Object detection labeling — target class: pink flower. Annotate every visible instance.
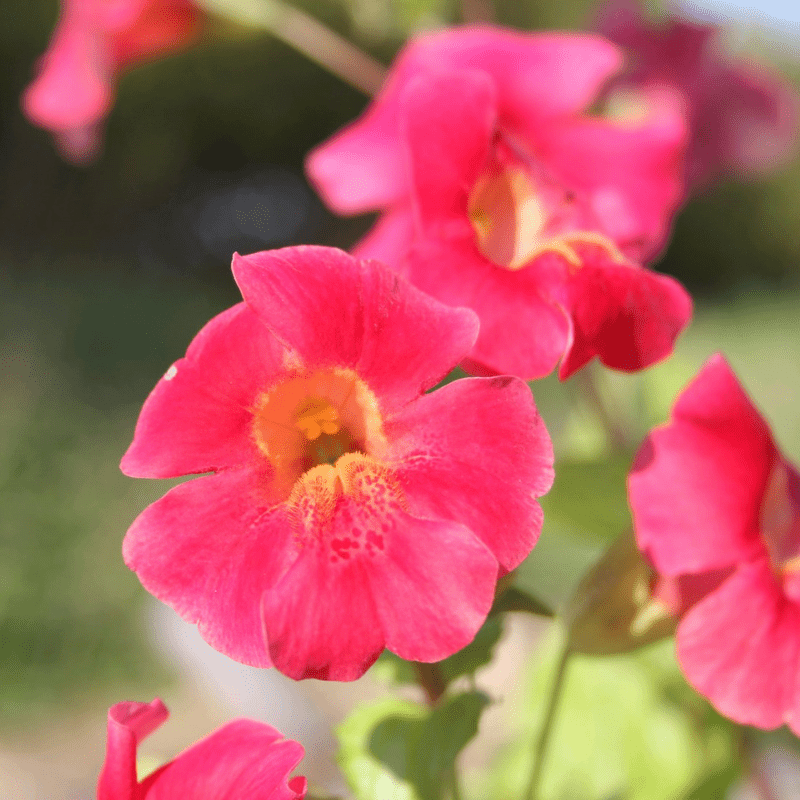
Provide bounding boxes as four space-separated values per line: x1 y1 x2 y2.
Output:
121 246 553 680
97 698 306 799
307 26 691 380
23 0 201 163
629 354 800 732
596 0 799 189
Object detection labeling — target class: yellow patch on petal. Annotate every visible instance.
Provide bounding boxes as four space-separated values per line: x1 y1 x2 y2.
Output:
468 164 625 272
760 460 800 575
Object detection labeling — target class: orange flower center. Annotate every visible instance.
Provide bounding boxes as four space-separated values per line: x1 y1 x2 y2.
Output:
251 368 388 501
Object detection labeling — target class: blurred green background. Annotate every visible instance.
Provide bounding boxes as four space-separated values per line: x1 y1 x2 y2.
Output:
1 0 800 798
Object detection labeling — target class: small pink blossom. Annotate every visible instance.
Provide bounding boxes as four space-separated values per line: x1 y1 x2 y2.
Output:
629 354 800 732
596 0 799 189
121 246 553 680
97 698 306 799
23 0 201 163
307 26 691 380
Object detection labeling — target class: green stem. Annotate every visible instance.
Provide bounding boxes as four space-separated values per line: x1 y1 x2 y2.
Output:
450 763 463 800
524 636 572 800
413 660 447 706
196 0 387 95
576 367 629 453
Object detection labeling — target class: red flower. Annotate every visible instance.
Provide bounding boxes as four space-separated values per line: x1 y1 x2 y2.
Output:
629 354 800 732
596 0 799 189
23 0 201 163
307 26 691 380
97 698 306 799
121 246 553 680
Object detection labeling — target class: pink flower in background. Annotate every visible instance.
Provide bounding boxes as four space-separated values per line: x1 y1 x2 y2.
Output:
121 246 553 680
596 0 799 189
23 0 201 163
629 354 800 732
307 26 691 380
97 698 306 799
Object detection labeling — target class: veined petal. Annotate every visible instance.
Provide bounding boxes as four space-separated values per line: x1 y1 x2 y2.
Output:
630 354 774 575
368 513 497 662
98 699 169 800
388 376 553 572
261 550 384 682
123 469 299 667
233 246 479 412
677 559 800 730
121 303 283 478
141 720 305 800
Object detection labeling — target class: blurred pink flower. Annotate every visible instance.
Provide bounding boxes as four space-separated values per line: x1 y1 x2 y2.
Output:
121 246 553 680
307 26 691 380
629 354 800 732
97 698 306 799
596 0 799 189
23 0 201 163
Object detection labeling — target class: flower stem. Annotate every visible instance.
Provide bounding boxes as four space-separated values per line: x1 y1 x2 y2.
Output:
196 0 387 95
413 660 447 706
576 367 630 453
524 636 572 800
450 763 463 800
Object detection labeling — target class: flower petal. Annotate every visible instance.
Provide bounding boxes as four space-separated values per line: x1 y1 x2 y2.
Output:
22 1 113 132
388 376 553 572
98 699 169 800
261 552 385 681
123 469 300 667
629 354 774 575
367 513 497 662
121 303 283 479
402 70 497 224
142 720 305 800
535 108 687 261
351 204 415 268
677 559 800 730
405 238 568 379
306 27 622 215
556 250 692 379
233 246 479 411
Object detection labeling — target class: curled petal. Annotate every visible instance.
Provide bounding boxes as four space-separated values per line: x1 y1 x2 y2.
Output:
630 354 774 575
98 699 169 800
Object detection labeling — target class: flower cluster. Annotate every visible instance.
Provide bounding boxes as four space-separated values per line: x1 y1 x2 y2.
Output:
307 26 693 379
19 1 800 793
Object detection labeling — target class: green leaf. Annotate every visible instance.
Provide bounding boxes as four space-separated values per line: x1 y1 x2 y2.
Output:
368 692 490 800
371 614 504 688
483 633 734 800
439 615 503 683
337 697 424 800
